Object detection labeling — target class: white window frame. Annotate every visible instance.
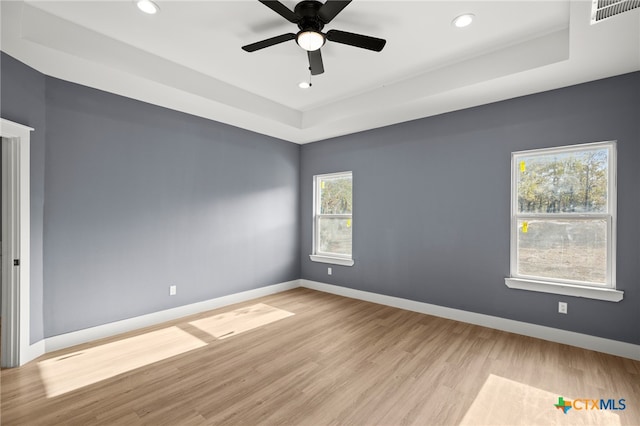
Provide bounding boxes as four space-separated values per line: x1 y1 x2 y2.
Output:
505 141 623 302
310 171 354 267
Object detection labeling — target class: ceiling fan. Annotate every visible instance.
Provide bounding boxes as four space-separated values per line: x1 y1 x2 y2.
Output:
242 0 386 76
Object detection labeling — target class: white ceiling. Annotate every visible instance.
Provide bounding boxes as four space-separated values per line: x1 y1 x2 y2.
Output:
1 1 639 143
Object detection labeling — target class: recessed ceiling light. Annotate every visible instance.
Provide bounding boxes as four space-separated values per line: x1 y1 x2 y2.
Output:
136 0 159 15
452 13 474 28
298 81 311 89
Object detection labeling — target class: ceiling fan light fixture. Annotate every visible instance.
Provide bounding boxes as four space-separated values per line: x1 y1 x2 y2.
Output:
452 13 474 28
136 0 159 15
296 30 325 51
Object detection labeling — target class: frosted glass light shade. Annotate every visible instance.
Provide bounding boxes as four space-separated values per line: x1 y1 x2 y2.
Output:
297 31 325 51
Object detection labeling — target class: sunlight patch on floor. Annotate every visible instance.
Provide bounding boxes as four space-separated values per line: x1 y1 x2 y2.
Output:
189 303 294 339
38 326 207 398
460 374 621 426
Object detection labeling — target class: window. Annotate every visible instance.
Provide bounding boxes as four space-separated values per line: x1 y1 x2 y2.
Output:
310 171 354 266
505 141 623 301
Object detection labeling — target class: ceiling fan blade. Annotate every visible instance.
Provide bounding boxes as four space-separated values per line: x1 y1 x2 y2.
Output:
258 0 300 23
318 0 352 24
308 49 324 75
242 33 296 52
326 29 386 52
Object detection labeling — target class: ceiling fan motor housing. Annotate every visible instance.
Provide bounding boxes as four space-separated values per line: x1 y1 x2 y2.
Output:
295 0 326 32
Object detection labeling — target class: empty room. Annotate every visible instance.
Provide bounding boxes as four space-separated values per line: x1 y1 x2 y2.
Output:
1 0 639 425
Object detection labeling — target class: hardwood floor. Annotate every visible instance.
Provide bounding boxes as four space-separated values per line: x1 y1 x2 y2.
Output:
1 288 639 425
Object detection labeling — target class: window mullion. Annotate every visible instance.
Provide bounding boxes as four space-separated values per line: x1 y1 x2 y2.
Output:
515 214 610 220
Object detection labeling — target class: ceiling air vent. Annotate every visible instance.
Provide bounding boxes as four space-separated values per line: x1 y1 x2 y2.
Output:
591 0 640 23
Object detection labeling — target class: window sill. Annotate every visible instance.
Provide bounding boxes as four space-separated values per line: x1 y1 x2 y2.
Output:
505 277 623 302
309 255 354 267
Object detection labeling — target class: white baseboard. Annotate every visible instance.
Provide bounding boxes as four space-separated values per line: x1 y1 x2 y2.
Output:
44 280 300 353
300 279 640 361
34 278 640 361
23 340 45 366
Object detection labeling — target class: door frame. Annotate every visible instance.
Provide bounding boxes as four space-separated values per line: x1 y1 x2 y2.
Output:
1 118 32 368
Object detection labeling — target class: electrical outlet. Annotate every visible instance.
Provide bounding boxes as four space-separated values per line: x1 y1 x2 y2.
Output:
328 267 332 275
558 301 568 314
169 285 177 296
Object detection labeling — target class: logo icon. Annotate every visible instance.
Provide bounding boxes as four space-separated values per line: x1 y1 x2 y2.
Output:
555 397 572 414
554 396 626 414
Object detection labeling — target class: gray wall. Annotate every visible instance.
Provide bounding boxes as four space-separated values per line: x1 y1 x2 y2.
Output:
1 52 46 343
43 79 300 337
301 72 640 345
2 52 300 339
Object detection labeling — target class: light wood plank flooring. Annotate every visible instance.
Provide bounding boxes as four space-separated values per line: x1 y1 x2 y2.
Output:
2 288 639 425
